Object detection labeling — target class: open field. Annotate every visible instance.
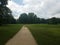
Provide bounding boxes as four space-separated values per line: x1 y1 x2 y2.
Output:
26 24 60 45
5 26 38 45
0 24 23 45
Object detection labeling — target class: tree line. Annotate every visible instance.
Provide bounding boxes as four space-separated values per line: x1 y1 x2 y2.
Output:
0 0 60 26
17 13 60 24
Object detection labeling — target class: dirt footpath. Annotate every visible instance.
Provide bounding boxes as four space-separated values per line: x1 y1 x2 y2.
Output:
5 26 38 45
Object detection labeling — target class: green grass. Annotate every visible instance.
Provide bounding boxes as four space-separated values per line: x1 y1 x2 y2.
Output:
0 24 23 45
26 24 60 45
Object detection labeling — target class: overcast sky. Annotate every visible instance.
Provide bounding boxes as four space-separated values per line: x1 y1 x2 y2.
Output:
7 0 60 19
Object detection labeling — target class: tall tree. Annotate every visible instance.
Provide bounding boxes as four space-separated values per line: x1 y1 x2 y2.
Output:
18 13 28 24
0 0 16 25
0 0 8 25
0 0 8 6
28 13 36 23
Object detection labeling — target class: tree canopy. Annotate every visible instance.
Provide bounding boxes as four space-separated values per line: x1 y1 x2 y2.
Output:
17 13 60 24
0 0 8 6
0 0 16 26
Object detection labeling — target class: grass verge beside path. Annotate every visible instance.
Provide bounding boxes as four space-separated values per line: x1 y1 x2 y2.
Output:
0 24 23 45
26 24 60 45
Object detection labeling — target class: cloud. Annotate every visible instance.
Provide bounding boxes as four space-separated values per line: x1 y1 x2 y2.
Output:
7 0 60 19
7 1 23 19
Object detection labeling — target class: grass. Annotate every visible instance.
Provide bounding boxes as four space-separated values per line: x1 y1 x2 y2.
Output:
26 24 60 45
0 24 23 45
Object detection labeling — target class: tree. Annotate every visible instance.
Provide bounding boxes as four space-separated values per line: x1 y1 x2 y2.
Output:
17 13 28 24
27 13 39 24
0 0 16 25
0 7 3 25
2 7 16 24
47 17 58 24
0 0 8 6
46 17 60 24
18 13 41 24
0 0 8 25
40 18 47 24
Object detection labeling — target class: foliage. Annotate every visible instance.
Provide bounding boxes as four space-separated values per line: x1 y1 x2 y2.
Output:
18 13 60 24
0 0 8 6
17 13 28 24
47 17 60 24
17 13 40 24
0 0 16 26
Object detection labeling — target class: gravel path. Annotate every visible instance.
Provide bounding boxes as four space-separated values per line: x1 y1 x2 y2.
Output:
5 26 38 45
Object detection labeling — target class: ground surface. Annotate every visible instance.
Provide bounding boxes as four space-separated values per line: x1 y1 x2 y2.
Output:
27 24 60 45
5 26 38 45
0 24 23 45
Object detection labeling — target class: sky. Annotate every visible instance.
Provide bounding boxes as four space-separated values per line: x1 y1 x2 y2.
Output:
7 0 60 19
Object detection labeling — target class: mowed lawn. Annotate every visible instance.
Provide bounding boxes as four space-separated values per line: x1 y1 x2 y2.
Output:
0 24 23 45
27 24 60 45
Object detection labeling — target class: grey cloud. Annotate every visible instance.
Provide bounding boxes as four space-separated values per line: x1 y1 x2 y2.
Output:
52 10 60 15
8 0 60 19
